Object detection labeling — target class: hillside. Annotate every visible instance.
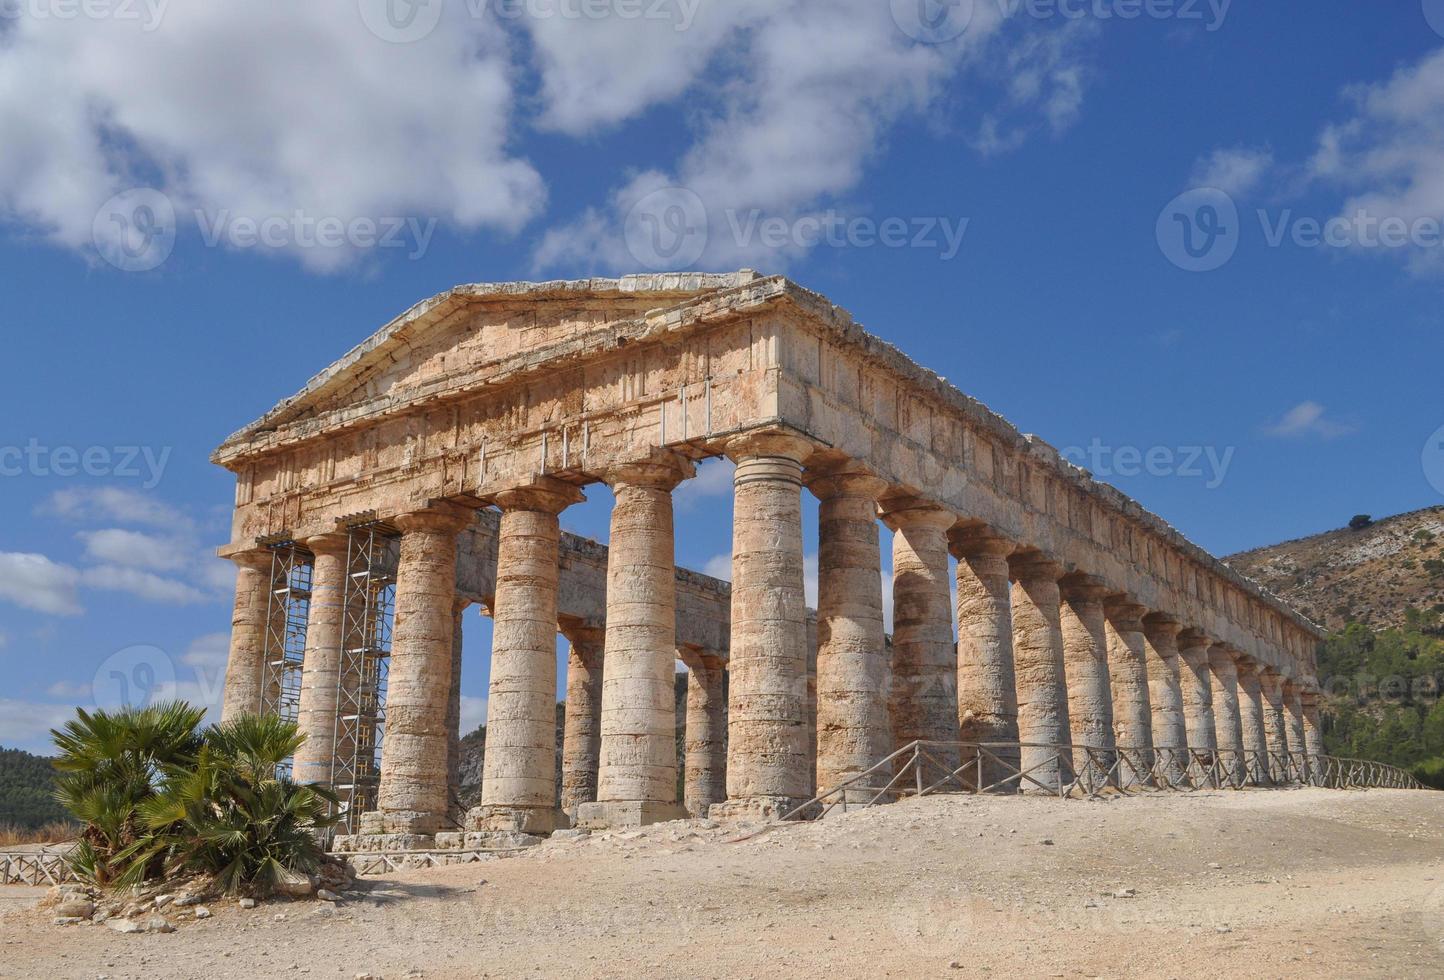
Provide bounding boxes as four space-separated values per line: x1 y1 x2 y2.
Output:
0 745 70 830
1226 506 1444 631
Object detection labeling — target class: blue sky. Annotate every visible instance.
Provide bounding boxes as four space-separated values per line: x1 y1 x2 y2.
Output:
2 0 1443 754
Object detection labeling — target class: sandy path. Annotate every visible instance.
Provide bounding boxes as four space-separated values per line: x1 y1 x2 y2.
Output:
3 787 1441 979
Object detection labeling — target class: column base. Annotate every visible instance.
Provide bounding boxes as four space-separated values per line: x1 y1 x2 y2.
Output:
332 832 436 852
357 810 448 836
575 800 688 830
708 796 813 823
465 804 561 836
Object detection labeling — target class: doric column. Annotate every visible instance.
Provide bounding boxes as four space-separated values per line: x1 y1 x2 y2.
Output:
1208 645 1245 786
1008 553 1072 793
374 503 473 836
882 499 960 773
806 466 891 801
1104 600 1153 787
473 478 583 835
1235 658 1271 786
683 653 727 817
292 533 351 788
221 548 278 721
1283 681 1308 783
1142 615 1187 783
1258 668 1289 783
580 454 695 829
1301 691 1325 785
1176 631 1217 753
560 627 605 818
447 599 467 822
1059 576 1116 787
952 528 1020 787
711 431 814 821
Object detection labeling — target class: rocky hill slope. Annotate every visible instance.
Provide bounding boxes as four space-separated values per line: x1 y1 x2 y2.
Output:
1226 507 1444 631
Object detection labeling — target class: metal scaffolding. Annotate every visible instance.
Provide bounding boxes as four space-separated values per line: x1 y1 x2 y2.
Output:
330 521 399 833
258 542 312 724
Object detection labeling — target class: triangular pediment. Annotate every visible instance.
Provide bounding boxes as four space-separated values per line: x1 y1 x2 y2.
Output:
213 272 766 462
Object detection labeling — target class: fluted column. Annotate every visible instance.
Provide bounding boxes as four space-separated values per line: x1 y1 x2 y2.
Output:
1235 658 1270 786
1301 691 1325 785
1142 615 1187 783
953 529 1020 788
1008 554 1072 793
712 431 814 821
807 466 890 801
1284 682 1308 783
1059 576 1115 788
883 500 960 773
221 548 278 721
292 533 351 788
473 478 583 835
1208 646 1245 786
446 599 467 822
1259 669 1290 784
560 627 605 818
684 654 727 817
581 455 695 829
374 503 473 836
1104 600 1153 787
1177 631 1217 755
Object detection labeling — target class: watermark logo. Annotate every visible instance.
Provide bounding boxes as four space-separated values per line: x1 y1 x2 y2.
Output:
195 209 437 260
1425 0 1444 39
1424 424 1444 498
0 0 168 30
92 188 176 273
1157 187 1238 273
624 186 708 271
358 0 444 43
1060 440 1235 489
891 0 974 44
92 645 176 710
0 440 171 487
727 210 969 261
492 0 700 31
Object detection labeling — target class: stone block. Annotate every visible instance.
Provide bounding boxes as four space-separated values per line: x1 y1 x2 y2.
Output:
575 800 688 830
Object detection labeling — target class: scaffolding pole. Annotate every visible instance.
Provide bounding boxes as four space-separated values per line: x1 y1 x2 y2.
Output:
330 521 399 834
257 541 312 780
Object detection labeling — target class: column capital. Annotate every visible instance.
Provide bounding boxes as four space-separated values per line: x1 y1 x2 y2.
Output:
300 532 350 557
1058 573 1109 603
877 495 955 533
1233 653 1261 677
1208 644 1239 670
1142 612 1182 641
392 501 476 535
601 450 696 491
723 428 817 465
804 460 888 502
227 546 275 572
491 476 585 515
949 525 1015 560
1177 629 1213 656
1103 598 1148 629
1008 551 1063 584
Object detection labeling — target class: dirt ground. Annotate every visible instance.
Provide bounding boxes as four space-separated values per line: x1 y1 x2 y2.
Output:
3 787 1441 979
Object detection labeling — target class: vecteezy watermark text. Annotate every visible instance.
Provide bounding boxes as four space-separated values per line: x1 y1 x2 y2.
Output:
357 0 699 43
1060 439 1235 489
0 440 171 488
891 0 1231 44
726 210 969 261
195 209 438 260
0 0 168 30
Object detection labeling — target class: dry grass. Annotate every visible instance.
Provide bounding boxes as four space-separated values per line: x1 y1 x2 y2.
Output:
0 821 79 847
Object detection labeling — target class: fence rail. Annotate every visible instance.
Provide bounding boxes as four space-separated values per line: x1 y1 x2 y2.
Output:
782 741 1427 821
0 851 78 886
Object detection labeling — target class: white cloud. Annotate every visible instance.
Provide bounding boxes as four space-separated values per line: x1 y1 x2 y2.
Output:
79 565 209 604
0 698 76 755
676 457 735 511
46 680 90 700
1262 401 1359 440
1190 146 1274 197
0 2 543 272
181 632 230 670
701 550 818 608
1306 47 1444 275
0 552 83 615
534 9 1094 272
77 528 189 571
40 487 189 530
460 695 488 736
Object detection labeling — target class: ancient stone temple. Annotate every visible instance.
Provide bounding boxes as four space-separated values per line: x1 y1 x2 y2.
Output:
213 272 1327 846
